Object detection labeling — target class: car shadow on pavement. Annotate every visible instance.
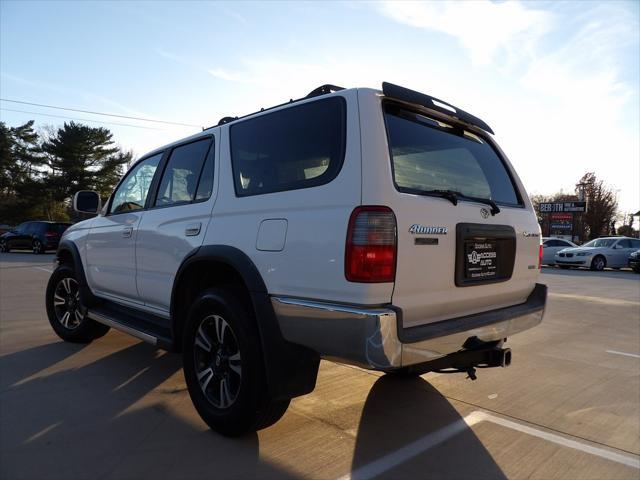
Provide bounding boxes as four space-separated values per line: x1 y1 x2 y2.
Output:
351 375 506 479
0 341 86 391
0 340 298 480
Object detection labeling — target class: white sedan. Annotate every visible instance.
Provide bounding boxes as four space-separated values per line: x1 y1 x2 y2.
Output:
541 237 577 265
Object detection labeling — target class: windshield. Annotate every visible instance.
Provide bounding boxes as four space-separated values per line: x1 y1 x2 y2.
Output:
383 103 521 205
582 239 616 248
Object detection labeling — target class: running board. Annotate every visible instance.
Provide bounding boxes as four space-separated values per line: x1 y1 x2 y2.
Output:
87 298 174 350
88 310 158 345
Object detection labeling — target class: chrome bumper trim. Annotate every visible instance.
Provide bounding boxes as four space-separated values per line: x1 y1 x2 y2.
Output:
272 284 546 370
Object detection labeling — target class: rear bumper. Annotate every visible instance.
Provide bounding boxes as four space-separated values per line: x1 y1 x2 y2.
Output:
272 283 547 370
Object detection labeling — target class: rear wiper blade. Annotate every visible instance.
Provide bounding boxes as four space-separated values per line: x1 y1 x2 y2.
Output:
420 189 501 215
421 189 459 206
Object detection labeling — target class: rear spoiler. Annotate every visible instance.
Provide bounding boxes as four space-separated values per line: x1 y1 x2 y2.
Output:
382 82 494 135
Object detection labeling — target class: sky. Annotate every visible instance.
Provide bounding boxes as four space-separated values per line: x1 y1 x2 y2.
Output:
1 0 639 213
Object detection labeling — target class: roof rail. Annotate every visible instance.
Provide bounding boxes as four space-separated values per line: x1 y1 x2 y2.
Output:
306 84 345 98
382 82 494 135
217 116 238 126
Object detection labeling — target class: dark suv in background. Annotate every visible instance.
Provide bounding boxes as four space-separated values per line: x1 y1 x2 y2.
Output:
0 221 71 254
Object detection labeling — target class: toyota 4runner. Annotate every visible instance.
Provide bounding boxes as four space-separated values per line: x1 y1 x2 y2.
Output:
46 83 547 436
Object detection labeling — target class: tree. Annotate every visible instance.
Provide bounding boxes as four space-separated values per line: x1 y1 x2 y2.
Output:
42 122 132 203
0 121 48 224
578 172 618 239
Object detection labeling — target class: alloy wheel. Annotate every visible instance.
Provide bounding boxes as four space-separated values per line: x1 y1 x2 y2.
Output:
0 241 6 253
193 314 242 409
53 277 84 330
33 240 42 254
593 257 605 271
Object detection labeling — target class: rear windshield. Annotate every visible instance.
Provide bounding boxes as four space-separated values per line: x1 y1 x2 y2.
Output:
383 103 521 205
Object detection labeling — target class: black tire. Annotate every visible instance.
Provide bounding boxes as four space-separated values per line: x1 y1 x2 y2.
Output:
590 255 606 271
46 264 110 343
0 240 8 253
560 265 570 269
32 239 44 254
182 288 290 436
633 267 640 274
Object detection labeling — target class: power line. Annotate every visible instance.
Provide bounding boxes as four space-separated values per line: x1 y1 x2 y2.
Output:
0 107 167 131
0 98 202 128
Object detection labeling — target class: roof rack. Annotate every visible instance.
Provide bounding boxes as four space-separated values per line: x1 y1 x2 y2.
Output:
211 84 346 128
382 82 494 134
306 84 345 98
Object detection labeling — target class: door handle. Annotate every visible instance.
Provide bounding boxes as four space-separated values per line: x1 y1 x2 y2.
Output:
185 223 201 236
122 226 133 238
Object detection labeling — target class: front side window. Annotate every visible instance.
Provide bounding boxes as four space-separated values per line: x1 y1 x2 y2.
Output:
384 103 520 205
110 153 162 214
155 138 213 207
230 97 346 197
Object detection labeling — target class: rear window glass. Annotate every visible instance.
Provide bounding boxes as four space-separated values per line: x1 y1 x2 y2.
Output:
384 103 520 205
230 97 346 197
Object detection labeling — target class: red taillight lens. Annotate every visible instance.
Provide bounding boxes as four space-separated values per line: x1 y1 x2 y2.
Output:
539 244 543 269
45 232 58 238
345 206 397 283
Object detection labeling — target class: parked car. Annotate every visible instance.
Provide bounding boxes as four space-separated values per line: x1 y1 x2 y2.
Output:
541 237 577 265
45 82 546 436
555 237 640 271
0 221 71 254
628 249 640 273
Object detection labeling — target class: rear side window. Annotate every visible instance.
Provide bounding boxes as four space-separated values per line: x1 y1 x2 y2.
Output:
155 138 213 207
384 103 521 205
630 239 640 249
230 97 346 197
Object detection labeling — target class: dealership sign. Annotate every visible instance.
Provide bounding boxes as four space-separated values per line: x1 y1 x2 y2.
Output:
539 201 586 213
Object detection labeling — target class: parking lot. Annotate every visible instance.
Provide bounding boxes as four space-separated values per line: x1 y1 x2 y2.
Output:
1 252 639 480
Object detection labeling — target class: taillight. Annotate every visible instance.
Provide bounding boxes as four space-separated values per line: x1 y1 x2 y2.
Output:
539 244 543 269
45 232 58 238
345 206 397 283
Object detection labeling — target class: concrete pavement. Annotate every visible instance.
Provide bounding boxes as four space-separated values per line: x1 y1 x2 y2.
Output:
1 252 639 479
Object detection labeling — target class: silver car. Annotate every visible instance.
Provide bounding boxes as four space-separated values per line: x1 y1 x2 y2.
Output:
555 237 640 271
541 237 577 265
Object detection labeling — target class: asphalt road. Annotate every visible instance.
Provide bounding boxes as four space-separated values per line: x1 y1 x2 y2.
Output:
1 252 639 479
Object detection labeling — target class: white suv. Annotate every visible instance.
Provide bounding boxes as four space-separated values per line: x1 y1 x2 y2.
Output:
46 83 546 436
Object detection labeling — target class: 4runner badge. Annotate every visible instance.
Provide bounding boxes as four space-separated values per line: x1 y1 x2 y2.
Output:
409 224 448 235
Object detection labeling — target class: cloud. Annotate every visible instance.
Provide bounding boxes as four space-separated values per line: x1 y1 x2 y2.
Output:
377 0 551 66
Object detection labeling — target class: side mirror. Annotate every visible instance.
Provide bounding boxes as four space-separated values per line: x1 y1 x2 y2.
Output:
73 191 101 214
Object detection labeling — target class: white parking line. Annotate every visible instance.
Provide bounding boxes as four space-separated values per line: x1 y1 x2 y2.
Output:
549 292 640 307
337 412 485 480
478 411 640 469
33 266 53 273
606 350 640 359
338 410 640 480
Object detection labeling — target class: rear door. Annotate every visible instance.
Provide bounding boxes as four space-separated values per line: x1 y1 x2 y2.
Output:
85 153 162 303
136 135 217 312
361 95 540 329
